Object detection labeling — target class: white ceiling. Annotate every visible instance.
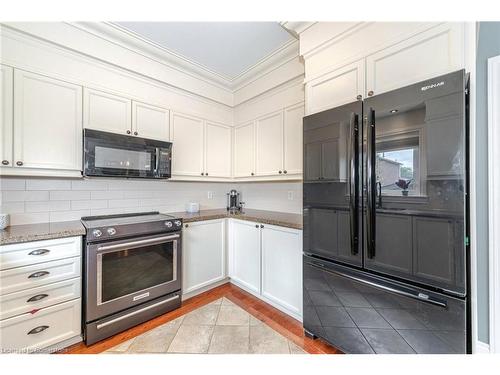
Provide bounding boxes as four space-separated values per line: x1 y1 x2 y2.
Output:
114 22 294 80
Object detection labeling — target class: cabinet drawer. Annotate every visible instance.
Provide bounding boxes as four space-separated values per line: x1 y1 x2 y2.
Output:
0 299 81 352
0 257 81 295
0 236 81 271
0 278 81 320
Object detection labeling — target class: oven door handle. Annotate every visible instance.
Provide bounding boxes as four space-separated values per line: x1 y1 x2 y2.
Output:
96 234 180 252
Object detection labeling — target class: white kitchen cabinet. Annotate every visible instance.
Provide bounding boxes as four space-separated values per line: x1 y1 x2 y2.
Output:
306 60 365 115
83 88 131 135
283 103 304 175
1 65 13 168
182 219 226 295
229 219 303 319
13 70 82 172
171 112 205 177
261 224 302 319
205 121 231 178
233 122 255 177
366 23 464 97
229 220 262 294
256 111 284 176
132 101 170 141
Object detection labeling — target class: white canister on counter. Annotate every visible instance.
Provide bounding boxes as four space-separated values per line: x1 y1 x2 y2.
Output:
0 213 9 230
185 202 200 213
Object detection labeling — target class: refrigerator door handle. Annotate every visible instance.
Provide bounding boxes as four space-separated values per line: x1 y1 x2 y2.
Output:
366 108 376 258
349 113 359 255
306 259 448 308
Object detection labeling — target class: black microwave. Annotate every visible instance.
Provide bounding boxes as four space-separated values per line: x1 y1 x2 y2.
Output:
83 129 172 179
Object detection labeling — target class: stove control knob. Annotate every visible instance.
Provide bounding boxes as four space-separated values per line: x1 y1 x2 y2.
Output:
107 227 116 236
165 221 173 228
92 229 102 238
174 220 182 227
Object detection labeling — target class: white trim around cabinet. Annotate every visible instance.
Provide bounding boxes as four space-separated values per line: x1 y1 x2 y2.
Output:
488 54 500 354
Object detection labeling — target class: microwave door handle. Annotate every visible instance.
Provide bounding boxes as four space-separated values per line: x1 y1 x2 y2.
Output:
155 148 160 174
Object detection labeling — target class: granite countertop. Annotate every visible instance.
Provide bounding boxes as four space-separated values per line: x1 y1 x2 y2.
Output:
171 208 303 230
0 220 86 246
0 209 302 246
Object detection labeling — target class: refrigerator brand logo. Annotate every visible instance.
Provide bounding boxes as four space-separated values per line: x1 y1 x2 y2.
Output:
421 81 444 91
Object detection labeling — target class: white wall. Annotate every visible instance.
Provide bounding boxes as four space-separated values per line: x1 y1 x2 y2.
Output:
0 177 301 225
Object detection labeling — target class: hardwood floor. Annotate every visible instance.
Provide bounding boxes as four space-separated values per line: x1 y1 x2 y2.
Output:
62 282 341 354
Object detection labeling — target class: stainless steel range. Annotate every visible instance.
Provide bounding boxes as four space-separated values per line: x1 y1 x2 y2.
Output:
81 211 182 345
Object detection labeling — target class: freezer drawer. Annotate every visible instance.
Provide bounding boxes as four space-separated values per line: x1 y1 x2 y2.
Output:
303 256 467 354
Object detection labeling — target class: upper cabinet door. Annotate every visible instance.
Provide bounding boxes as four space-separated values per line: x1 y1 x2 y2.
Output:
205 121 231 178
233 122 255 177
132 101 169 141
13 70 82 171
366 23 464 96
306 59 365 115
1 65 13 168
171 112 204 176
283 104 304 175
255 111 283 176
83 88 132 135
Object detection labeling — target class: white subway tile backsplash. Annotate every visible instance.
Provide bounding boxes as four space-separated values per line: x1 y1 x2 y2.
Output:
0 178 25 190
0 202 25 214
108 199 139 208
2 190 49 202
71 200 108 210
49 210 91 222
0 177 301 225
26 179 72 190
10 212 50 225
25 200 71 213
71 180 109 191
49 190 91 201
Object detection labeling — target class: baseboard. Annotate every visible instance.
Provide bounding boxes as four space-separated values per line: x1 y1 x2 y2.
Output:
475 340 490 353
181 278 230 301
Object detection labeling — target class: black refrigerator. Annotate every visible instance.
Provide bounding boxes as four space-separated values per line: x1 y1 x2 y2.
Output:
302 69 470 354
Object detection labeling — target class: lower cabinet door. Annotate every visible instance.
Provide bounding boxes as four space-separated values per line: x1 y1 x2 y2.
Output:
0 299 81 352
261 225 302 319
229 220 261 294
182 219 226 295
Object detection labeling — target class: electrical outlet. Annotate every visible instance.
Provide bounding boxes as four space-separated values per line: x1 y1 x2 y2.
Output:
287 191 294 200
207 191 214 199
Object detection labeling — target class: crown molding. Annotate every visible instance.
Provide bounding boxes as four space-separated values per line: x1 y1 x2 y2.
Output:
280 22 317 36
75 22 300 93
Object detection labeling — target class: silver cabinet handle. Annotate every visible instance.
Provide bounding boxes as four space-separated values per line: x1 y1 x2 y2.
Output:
28 271 50 279
27 294 49 303
368 90 374 96
97 234 180 252
27 325 49 335
16 161 23 166
28 249 50 256
96 295 179 330
1 160 9 165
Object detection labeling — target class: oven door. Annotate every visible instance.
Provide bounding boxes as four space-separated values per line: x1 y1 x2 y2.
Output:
83 128 172 179
85 232 181 322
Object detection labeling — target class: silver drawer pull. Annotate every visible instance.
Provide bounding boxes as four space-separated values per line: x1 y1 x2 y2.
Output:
27 294 49 302
27 325 49 335
28 249 50 256
28 271 50 279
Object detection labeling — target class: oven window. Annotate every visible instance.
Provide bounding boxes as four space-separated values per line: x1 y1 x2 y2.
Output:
100 242 175 303
95 146 152 171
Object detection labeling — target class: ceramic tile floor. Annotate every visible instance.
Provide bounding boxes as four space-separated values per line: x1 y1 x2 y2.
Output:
104 297 307 354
